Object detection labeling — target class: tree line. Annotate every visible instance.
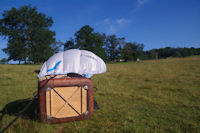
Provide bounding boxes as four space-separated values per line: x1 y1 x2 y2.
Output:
0 5 199 64
64 25 200 62
143 47 200 60
63 25 145 62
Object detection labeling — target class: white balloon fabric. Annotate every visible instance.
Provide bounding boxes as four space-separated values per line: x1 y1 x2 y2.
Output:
38 49 107 79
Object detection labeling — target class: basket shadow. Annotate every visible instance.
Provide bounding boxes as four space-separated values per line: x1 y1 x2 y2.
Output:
0 99 39 122
34 70 40 74
0 98 100 124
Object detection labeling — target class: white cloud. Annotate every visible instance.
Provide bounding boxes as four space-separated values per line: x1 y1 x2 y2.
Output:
104 18 110 23
136 0 149 7
94 18 131 34
132 0 150 13
107 25 116 34
116 18 131 26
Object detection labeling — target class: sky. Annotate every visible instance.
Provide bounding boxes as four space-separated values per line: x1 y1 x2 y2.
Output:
0 0 200 60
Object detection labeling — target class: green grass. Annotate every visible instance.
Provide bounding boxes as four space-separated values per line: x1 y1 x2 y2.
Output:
0 56 200 133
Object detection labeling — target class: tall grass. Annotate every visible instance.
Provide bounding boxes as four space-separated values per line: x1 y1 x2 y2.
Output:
0 56 200 133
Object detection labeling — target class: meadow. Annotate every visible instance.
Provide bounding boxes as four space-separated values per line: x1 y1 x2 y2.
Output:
0 56 200 133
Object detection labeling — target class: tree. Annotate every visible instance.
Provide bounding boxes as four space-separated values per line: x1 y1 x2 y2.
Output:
173 51 182 57
0 5 56 64
51 41 62 54
64 38 76 50
0 58 8 64
2 37 27 64
105 35 120 61
149 49 158 59
74 25 106 60
136 43 144 59
144 47 200 59
121 42 144 61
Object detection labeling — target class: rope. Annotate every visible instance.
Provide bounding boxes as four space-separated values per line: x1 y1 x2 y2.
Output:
0 75 56 133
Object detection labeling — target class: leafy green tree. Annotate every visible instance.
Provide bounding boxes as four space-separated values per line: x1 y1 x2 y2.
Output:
51 41 62 55
173 51 182 57
196 48 200 55
121 42 144 61
136 43 144 59
105 35 120 61
2 37 27 64
149 49 158 59
0 5 56 64
74 25 106 60
64 38 76 50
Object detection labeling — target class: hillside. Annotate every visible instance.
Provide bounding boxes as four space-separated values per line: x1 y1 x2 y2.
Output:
0 56 200 133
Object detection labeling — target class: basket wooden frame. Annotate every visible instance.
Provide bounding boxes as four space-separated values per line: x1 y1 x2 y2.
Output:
38 77 94 123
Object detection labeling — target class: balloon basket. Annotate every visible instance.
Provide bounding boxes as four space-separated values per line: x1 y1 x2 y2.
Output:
38 76 94 123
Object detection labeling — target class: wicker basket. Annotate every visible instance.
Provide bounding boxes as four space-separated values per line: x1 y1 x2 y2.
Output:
38 77 94 123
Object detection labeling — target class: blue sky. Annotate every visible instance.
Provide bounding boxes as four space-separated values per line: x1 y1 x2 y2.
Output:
0 0 200 60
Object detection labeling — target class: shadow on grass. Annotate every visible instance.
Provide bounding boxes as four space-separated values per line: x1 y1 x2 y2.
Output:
0 99 39 123
34 70 40 74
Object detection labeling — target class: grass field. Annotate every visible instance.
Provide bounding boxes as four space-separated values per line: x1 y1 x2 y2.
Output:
0 56 200 133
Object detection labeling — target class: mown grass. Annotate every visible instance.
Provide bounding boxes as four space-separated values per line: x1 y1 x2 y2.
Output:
0 56 200 133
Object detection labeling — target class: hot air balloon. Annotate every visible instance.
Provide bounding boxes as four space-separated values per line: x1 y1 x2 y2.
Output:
38 49 106 123
38 49 106 79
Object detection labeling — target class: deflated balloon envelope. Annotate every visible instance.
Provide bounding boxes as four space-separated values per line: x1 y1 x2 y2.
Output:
38 49 107 79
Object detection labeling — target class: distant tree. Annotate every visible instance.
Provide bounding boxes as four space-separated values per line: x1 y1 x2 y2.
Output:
180 48 188 57
173 51 182 57
117 37 126 60
144 47 200 60
0 58 8 64
105 35 120 61
121 42 144 61
74 25 94 49
196 48 200 55
51 41 62 54
136 43 144 59
2 33 27 64
0 5 56 64
149 49 158 59
189 47 195 55
64 38 76 50
74 25 106 60
121 42 136 61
